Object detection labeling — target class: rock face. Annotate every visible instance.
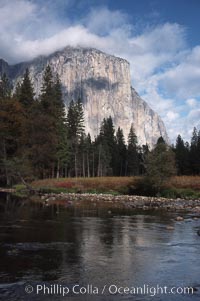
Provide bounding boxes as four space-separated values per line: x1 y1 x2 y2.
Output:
0 46 169 147
0 59 9 75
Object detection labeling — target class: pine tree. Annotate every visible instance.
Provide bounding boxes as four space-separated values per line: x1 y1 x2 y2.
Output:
38 66 64 177
189 127 199 174
97 116 116 176
67 99 85 141
138 144 149 175
40 65 54 111
17 68 34 108
14 69 36 164
0 73 11 100
0 73 37 184
196 130 200 174
79 133 87 177
55 124 69 178
66 99 85 177
115 127 127 176
175 135 190 175
52 74 68 178
157 136 165 144
27 100 58 178
10 69 41 180
13 82 21 100
76 98 85 136
85 133 92 177
127 124 139 176
52 73 66 122
191 127 198 146
54 74 63 105
0 98 24 185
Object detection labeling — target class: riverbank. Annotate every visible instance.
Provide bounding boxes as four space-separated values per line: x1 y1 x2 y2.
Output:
39 192 200 213
3 176 200 213
30 176 200 199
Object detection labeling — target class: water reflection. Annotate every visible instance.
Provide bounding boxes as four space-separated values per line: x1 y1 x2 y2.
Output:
0 193 200 300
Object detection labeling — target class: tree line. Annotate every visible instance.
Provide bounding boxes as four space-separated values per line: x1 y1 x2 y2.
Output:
174 129 200 175
0 66 146 185
0 66 199 186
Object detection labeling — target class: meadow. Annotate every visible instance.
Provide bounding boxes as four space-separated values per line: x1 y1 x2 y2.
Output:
30 176 200 198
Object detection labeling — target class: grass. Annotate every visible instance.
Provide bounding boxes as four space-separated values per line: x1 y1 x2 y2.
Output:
31 177 140 195
169 176 200 191
161 176 200 199
13 176 200 199
160 187 200 199
13 184 26 191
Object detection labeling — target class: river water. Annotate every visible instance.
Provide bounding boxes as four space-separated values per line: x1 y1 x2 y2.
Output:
0 192 200 300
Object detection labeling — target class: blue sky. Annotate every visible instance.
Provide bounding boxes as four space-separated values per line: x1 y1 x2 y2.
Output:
0 0 200 142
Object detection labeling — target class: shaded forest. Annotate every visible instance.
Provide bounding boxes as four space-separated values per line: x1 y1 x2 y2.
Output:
0 66 200 186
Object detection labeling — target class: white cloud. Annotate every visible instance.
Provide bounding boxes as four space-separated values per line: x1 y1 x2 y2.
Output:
0 0 36 27
186 98 198 107
0 0 200 142
130 23 185 54
159 46 200 99
188 109 200 123
84 7 130 35
166 111 179 121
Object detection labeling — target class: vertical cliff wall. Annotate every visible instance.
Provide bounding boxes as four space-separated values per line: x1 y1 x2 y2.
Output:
1 47 169 147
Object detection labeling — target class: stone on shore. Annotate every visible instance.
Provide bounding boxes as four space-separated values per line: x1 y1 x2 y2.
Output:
37 192 200 212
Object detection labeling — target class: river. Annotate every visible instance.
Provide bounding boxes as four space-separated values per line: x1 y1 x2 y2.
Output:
0 192 200 300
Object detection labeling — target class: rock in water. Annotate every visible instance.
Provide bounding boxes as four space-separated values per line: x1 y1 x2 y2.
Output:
0 46 169 147
175 216 184 221
166 226 174 230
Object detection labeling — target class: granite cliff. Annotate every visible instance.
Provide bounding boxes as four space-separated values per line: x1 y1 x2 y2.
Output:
0 47 169 147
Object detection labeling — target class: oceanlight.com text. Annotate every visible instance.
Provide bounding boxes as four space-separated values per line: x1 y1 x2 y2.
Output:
24 283 194 297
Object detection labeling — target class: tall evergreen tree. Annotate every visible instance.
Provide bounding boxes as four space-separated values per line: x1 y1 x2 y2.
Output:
0 73 11 100
97 116 116 176
85 133 92 177
66 99 85 177
127 124 139 176
79 133 87 177
17 68 34 108
0 97 24 185
157 136 165 144
190 127 199 174
40 65 54 111
37 66 64 177
67 99 85 141
52 73 68 178
27 101 58 178
0 73 37 184
175 135 190 175
115 127 127 176
14 69 36 165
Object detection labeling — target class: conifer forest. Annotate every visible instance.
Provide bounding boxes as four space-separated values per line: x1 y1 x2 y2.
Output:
0 66 200 186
